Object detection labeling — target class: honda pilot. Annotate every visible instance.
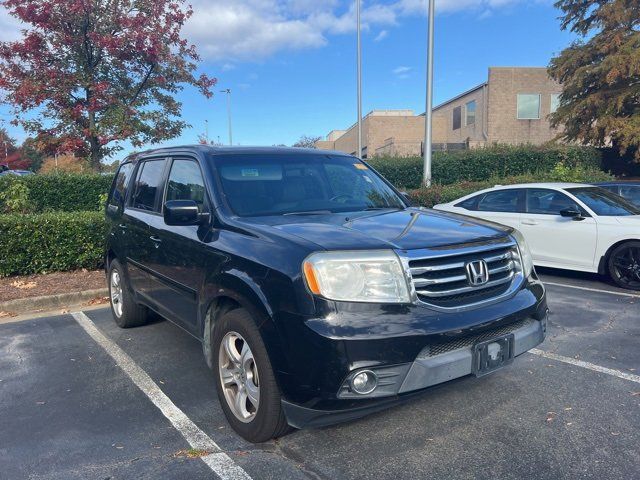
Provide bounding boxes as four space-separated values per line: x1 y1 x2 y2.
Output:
105 146 548 442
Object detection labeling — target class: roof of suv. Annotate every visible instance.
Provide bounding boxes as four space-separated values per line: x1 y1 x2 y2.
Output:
124 145 349 162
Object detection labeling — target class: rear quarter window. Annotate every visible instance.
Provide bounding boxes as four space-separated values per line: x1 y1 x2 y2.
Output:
108 163 134 208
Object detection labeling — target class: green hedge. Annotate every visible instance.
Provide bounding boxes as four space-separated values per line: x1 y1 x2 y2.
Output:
0 211 107 276
0 173 114 213
407 165 615 208
368 145 603 189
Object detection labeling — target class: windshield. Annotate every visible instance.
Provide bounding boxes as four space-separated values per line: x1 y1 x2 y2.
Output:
567 187 640 216
213 154 405 217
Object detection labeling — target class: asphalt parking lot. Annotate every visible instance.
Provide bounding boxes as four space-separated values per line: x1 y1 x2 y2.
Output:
1 269 638 480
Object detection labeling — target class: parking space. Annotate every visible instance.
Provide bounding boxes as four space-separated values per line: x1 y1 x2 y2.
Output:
1 272 638 480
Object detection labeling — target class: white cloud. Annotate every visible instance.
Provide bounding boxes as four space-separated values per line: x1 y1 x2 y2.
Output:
0 0 540 62
374 30 389 42
0 12 22 42
393 65 413 79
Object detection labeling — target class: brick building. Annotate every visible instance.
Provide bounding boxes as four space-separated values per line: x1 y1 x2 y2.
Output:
315 67 563 157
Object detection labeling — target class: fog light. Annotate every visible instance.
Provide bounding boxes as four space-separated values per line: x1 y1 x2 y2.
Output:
350 370 378 395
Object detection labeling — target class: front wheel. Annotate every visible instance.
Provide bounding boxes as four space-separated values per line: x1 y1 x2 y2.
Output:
212 308 289 442
608 241 640 291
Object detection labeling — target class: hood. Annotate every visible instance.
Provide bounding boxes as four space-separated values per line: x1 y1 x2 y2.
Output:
245 208 511 251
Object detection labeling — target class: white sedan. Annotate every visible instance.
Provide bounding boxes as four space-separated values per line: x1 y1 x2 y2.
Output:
433 183 640 290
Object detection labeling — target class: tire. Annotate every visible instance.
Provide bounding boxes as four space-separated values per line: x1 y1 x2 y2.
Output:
212 308 290 442
608 241 640 291
108 259 150 328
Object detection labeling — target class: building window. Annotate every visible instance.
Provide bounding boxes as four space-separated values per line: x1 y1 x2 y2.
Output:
465 100 476 126
453 106 462 130
550 93 561 114
517 94 541 120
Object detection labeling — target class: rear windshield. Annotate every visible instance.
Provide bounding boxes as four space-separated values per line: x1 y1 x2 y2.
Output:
567 187 640 216
212 154 405 217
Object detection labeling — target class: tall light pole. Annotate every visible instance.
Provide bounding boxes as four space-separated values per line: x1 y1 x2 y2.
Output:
356 0 363 159
423 0 435 187
221 89 233 146
204 119 209 144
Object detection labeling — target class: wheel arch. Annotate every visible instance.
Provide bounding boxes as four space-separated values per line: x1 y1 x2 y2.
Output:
598 238 640 275
200 272 286 374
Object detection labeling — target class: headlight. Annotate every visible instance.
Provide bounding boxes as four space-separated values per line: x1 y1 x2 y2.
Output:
303 250 412 303
511 229 534 277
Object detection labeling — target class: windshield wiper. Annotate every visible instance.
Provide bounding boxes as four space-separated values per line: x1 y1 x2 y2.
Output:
283 210 333 216
363 207 402 211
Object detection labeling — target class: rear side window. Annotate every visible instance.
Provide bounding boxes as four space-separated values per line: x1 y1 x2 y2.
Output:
108 163 133 208
166 159 206 208
455 196 480 210
476 190 523 213
131 159 168 212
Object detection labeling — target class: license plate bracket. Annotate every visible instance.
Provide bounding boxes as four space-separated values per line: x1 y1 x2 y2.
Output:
472 334 515 377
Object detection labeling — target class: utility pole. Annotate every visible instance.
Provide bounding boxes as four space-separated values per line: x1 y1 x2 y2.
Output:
356 0 363 159
221 89 233 146
423 0 435 187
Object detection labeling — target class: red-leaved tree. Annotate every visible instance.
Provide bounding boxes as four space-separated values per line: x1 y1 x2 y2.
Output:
0 0 216 167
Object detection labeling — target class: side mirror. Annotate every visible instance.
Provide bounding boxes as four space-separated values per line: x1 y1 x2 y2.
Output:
560 207 584 220
164 200 207 226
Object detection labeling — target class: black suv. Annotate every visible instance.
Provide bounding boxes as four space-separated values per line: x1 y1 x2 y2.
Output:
105 146 547 442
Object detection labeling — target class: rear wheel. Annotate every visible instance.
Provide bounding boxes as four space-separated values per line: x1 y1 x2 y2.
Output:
608 241 640 291
212 308 289 442
108 259 150 328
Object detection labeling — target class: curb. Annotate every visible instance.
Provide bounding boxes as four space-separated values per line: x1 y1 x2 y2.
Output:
0 288 109 316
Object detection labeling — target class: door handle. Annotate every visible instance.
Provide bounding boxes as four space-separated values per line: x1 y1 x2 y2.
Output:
521 220 539 226
149 235 162 243
118 223 128 230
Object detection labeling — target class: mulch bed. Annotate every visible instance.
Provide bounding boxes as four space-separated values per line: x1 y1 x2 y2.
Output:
0 270 106 302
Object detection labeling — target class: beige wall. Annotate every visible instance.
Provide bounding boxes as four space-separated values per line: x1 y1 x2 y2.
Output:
316 67 565 156
316 111 425 158
487 67 562 145
432 86 486 145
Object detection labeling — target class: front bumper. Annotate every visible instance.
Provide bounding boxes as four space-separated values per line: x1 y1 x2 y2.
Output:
282 315 546 429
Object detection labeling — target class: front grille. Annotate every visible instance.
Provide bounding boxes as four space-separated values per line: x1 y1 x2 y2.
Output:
409 243 522 309
418 318 534 358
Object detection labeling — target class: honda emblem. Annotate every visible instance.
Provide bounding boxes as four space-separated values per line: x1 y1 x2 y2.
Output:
465 260 489 286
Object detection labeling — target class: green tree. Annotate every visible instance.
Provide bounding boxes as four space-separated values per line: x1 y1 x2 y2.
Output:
549 0 640 160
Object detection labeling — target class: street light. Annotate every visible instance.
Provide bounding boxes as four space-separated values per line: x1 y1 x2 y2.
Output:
423 0 435 187
220 89 233 146
356 0 363 159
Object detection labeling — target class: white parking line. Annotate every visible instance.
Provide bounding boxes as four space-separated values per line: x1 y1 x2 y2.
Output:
529 348 640 384
71 312 252 480
543 281 640 299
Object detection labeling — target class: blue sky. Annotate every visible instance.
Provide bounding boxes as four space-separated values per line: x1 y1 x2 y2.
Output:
0 0 577 156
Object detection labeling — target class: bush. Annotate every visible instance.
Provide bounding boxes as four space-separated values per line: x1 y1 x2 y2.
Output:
368 145 603 189
407 165 615 208
0 176 32 213
0 172 114 212
0 211 106 276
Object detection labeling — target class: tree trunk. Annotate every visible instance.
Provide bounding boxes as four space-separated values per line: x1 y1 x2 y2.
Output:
86 94 101 169
88 135 101 169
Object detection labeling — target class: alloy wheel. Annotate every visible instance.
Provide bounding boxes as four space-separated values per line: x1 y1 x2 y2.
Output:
612 246 640 289
110 270 124 318
218 331 260 423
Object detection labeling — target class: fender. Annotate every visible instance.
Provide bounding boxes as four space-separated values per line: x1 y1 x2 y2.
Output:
199 270 291 381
